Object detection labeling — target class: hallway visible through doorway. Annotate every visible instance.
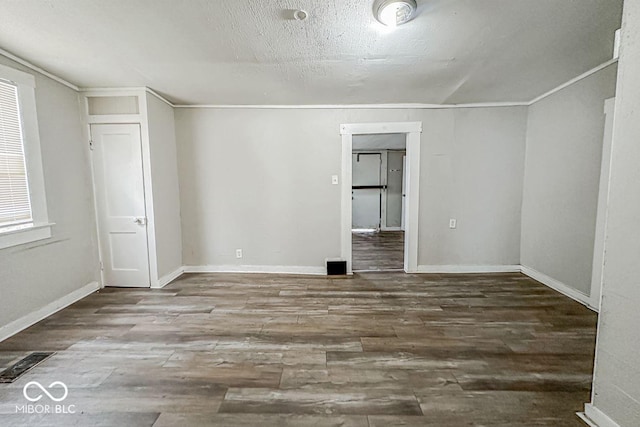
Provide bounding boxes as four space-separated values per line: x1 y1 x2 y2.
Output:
350 133 407 272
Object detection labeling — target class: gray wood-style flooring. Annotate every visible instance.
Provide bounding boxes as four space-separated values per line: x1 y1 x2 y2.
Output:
352 231 404 271
0 272 595 426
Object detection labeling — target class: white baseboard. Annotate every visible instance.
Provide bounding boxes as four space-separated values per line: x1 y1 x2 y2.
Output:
183 265 326 275
0 281 100 342
520 265 597 311
578 404 622 427
416 265 521 274
153 266 185 289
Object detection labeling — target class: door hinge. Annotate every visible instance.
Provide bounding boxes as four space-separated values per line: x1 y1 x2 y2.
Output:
100 261 104 271
89 140 94 151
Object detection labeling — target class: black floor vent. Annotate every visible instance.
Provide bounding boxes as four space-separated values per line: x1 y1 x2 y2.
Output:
0 352 55 383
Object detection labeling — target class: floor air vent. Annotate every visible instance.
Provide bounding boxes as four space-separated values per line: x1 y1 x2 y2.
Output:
0 352 55 383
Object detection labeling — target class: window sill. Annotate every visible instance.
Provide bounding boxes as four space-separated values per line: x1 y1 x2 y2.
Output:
0 223 54 250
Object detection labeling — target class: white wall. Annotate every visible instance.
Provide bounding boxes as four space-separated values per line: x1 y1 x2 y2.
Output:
589 1 640 425
175 107 527 270
145 93 183 279
421 107 527 267
521 64 618 297
0 55 100 329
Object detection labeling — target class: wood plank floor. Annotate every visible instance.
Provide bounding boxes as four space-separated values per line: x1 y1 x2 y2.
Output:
352 231 404 271
0 272 596 426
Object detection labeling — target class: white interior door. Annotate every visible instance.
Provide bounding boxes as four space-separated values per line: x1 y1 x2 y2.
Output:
352 153 381 229
91 124 150 288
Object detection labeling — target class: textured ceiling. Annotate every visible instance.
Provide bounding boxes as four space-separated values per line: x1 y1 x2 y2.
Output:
353 134 406 150
0 0 623 105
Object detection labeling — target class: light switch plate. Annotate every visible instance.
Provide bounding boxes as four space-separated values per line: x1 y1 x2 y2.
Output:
332 175 339 185
449 219 457 229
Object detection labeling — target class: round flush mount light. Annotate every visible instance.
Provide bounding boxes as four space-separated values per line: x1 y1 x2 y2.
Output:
374 0 417 27
293 9 309 21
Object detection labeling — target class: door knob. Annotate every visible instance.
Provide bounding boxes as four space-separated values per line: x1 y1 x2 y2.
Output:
134 217 147 225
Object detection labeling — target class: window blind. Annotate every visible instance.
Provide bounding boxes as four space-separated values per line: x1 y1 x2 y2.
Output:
0 79 32 228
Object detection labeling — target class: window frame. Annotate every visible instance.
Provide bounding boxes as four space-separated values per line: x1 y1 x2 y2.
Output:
0 63 52 249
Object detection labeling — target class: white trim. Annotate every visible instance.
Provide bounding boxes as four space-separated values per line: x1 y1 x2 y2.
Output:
81 100 106 288
520 265 597 311
341 134 353 272
81 87 174 108
0 223 53 250
183 265 326 275
0 47 79 91
403 131 420 273
0 281 100 342
341 122 421 274
81 87 146 98
145 88 174 107
417 265 521 274
380 150 388 229
138 94 159 288
529 59 618 105
174 102 529 109
341 121 422 135
0 64 52 247
86 114 143 124
578 404 622 427
0 62 35 87
80 87 148 93
590 97 616 311
577 413 599 427
86 91 158 289
153 266 184 289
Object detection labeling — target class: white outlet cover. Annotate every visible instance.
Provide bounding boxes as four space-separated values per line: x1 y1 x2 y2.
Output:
449 219 457 229
236 249 243 258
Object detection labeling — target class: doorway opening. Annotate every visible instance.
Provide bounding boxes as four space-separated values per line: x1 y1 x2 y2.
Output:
351 134 406 271
340 122 422 274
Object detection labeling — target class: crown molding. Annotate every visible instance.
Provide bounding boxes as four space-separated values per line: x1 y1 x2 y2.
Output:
528 58 618 106
0 47 618 110
173 101 529 109
0 47 79 91
79 86 174 107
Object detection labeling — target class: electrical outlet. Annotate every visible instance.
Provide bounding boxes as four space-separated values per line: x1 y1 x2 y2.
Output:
449 219 457 229
235 249 243 258
332 175 339 185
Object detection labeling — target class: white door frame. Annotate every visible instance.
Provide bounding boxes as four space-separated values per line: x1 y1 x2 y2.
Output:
82 89 158 288
341 122 422 273
590 97 616 309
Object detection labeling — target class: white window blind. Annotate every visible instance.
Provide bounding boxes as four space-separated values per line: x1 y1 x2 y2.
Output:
0 79 32 228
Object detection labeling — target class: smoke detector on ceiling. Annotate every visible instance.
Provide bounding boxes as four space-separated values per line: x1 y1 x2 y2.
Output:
293 9 309 21
374 0 418 27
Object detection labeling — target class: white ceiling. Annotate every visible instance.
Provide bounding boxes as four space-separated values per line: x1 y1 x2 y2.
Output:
353 134 406 150
0 0 623 105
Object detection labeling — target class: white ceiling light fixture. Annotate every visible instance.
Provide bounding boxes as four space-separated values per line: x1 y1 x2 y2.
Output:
374 0 418 27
